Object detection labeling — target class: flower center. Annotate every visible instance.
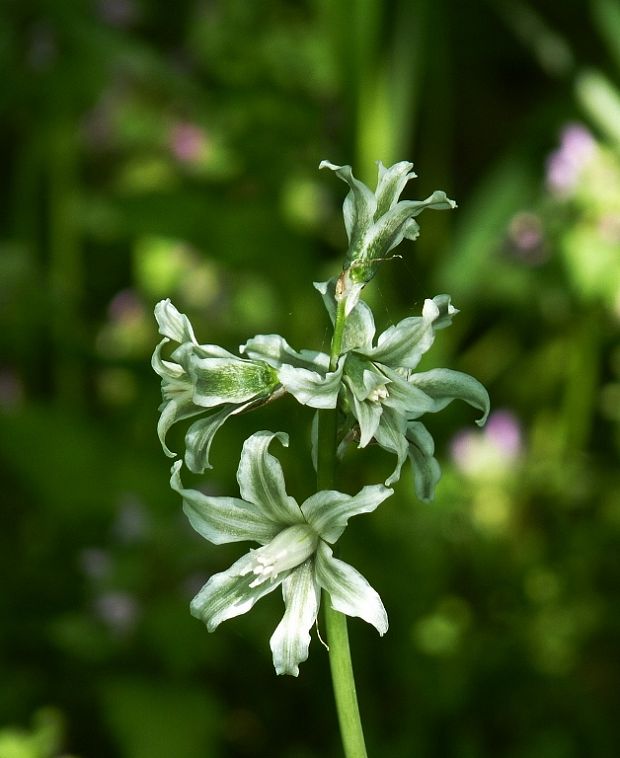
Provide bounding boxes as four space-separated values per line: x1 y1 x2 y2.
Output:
244 524 318 587
367 385 389 403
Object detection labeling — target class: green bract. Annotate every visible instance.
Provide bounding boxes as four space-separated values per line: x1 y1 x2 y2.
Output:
152 300 342 473
171 431 392 676
320 160 456 312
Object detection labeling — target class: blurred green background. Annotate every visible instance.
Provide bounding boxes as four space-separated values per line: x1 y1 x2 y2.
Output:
1 0 619 756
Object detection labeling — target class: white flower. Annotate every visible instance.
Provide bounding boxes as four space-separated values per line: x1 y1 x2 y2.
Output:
153 299 343 473
320 160 456 312
171 431 392 676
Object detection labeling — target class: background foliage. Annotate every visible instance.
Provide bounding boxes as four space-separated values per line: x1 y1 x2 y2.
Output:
1 1 619 756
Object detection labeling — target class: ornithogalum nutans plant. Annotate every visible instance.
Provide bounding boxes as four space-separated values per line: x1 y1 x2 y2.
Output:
153 159 490 758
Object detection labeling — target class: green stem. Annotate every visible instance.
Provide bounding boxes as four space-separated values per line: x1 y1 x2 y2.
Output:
317 288 368 758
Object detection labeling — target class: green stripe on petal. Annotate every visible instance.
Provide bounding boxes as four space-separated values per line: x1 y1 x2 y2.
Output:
269 560 320 676
190 356 279 408
236 431 304 524
365 192 456 263
171 461 281 545
315 542 388 635
374 160 417 217
409 368 490 426
190 552 284 631
301 485 392 544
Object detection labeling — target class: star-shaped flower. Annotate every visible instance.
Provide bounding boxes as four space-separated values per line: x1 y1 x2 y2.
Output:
152 300 343 473
171 431 392 676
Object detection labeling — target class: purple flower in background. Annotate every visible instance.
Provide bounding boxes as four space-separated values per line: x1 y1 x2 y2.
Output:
485 410 522 459
451 410 522 477
546 123 596 195
506 211 549 265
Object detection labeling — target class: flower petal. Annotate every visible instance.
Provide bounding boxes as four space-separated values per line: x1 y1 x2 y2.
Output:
363 298 439 368
406 422 442 502
313 278 376 352
343 299 376 352
315 542 388 635
343 378 383 447
380 365 435 417
154 299 196 344
269 560 320 676
320 160 377 245
409 368 490 426
312 279 337 324
236 431 304 524
152 339 185 380
365 191 456 260
277 359 343 409
374 160 416 217
157 397 202 458
190 552 284 631
344 354 388 401
240 334 329 372
170 460 280 545
301 485 392 543
184 404 244 474
373 406 409 486
431 294 459 330
189 355 279 408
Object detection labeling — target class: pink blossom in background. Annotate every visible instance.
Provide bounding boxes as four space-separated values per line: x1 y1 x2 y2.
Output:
169 122 210 164
546 123 596 195
451 410 523 477
108 289 143 322
485 410 522 459
507 211 549 265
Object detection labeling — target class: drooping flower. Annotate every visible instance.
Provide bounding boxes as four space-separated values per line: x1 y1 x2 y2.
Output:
152 299 343 473
334 289 488 495
247 283 490 501
320 160 456 312
171 431 392 676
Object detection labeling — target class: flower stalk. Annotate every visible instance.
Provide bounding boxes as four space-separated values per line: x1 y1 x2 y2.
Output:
318 287 369 758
